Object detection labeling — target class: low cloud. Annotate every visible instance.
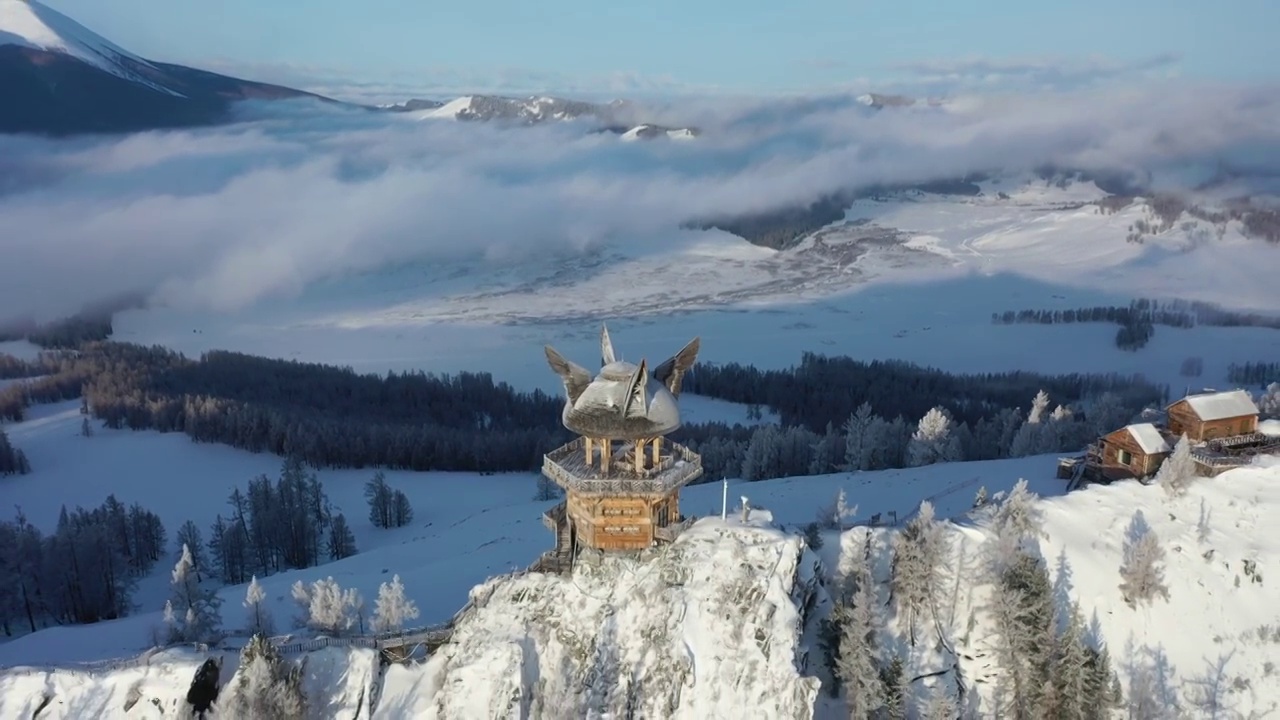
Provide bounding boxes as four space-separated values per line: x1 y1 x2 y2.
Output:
890 52 1183 92
1 80 1278 320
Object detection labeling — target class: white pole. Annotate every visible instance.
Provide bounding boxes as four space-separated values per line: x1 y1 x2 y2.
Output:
721 478 728 520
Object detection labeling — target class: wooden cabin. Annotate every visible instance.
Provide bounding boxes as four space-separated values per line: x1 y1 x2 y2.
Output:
1098 423 1173 480
1166 390 1260 442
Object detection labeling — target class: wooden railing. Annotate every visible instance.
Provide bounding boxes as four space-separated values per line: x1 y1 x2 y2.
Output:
543 438 703 495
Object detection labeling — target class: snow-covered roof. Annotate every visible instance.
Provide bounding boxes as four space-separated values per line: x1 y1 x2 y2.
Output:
1124 423 1172 455
1173 390 1260 421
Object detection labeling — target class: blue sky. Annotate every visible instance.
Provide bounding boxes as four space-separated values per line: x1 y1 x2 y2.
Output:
44 0 1280 95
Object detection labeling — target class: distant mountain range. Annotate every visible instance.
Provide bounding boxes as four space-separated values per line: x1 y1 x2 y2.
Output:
0 0 700 138
383 94 700 138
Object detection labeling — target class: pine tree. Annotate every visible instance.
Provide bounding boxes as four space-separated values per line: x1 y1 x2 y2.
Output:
167 543 222 643
1157 435 1195 496
1050 602 1091 720
835 566 884 718
372 574 420 634
842 402 875 471
879 655 908 720
176 520 206 582
326 513 358 560
244 575 274 636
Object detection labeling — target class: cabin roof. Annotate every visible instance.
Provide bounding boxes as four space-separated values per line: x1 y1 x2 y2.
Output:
1123 423 1172 455
1170 389 1259 421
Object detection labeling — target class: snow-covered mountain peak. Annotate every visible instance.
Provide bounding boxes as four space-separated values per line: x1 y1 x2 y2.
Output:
390 515 822 718
0 0 165 87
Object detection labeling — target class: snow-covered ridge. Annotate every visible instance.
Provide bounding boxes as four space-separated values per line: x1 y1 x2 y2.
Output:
383 514 822 719
621 123 700 142
0 0 177 94
411 93 702 139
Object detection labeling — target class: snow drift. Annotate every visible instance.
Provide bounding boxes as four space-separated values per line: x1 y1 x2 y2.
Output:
377 513 822 719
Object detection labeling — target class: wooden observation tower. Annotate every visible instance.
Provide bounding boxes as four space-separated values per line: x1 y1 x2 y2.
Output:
539 324 703 563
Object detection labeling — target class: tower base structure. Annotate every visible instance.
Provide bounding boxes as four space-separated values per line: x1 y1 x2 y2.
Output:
540 435 702 560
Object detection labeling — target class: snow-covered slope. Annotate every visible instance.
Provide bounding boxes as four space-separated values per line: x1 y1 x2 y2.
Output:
0 646 379 719
0 0 174 93
832 458 1280 717
621 123 700 141
377 514 821 719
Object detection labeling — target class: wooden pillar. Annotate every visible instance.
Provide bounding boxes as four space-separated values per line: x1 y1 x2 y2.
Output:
584 436 594 468
633 440 644 475
602 439 611 473
651 436 662 465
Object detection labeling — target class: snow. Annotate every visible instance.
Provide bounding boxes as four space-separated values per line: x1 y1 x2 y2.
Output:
0 0 178 95
418 95 474 120
1125 423 1171 455
2 390 1278 717
378 517 821 719
0 648 210 719
1179 389 1261 422
0 645 379 719
0 390 1065 669
1026 460 1280 717
1261 419 1280 437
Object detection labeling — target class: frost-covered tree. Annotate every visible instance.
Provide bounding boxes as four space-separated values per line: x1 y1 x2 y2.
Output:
907 407 963 467
244 575 274 636
891 501 948 646
987 479 1046 574
176 520 206 582
289 580 311 630
1009 391 1058 457
1028 390 1051 424
973 485 989 508
294 576 364 636
988 551 1055 719
220 633 305 719
808 422 845 476
834 565 884 717
842 402 874 471
1257 382 1280 418
816 488 856 530
372 574 420 634
1050 602 1092 720
923 683 959 720
1157 435 1196 497
167 543 222 643
879 655 909 720
1118 514 1169 606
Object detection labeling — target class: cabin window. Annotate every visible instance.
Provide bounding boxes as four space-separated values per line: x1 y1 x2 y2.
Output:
1117 449 1132 465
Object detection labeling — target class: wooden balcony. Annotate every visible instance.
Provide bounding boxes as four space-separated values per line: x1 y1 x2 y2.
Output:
543 437 703 496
